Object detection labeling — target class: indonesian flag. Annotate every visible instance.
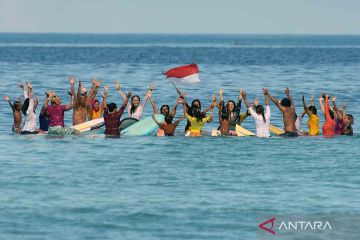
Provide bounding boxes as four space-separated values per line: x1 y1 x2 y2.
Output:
163 64 200 85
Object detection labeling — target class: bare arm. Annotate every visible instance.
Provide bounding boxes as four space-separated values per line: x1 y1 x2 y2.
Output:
332 97 343 120
40 94 49 116
170 98 180 118
149 95 158 114
3 96 14 109
302 95 312 116
284 87 294 110
263 88 269 106
151 114 162 127
319 97 325 114
268 92 286 112
114 80 126 101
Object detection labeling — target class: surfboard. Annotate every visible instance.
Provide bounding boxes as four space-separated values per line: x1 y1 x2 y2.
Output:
211 129 221 136
121 114 165 136
119 118 138 131
235 124 255 136
269 124 285 135
71 118 104 132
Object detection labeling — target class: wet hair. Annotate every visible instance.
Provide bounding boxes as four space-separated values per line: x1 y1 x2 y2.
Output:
329 109 335 120
227 100 236 113
107 103 117 113
160 105 170 114
193 107 203 122
347 114 354 124
22 98 30 115
13 100 21 110
308 106 317 115
255 105 266 123
280 98 291 107
221 102 229 120
130 95 140 114
160 105 173 124
191 99 201 110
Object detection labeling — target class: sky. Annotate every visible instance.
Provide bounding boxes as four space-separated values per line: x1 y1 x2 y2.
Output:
0 0 359 34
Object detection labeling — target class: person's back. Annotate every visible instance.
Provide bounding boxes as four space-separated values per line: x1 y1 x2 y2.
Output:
47 105 66 127
308 114 320 135
104 103 126 136
248 105 271 138
322 97 336 136
22 97 38 133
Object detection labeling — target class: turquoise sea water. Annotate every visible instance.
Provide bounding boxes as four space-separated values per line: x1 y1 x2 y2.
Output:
0 34 359 240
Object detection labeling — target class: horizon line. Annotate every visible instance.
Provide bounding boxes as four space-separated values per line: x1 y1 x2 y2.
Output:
0 31 360 36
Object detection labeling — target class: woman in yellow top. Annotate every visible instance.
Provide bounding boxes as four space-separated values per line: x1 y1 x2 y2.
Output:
182 94 216 136
88 99 104 120
302 95 319 135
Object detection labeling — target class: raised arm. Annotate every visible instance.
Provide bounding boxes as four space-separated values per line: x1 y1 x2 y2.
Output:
149 94 158 114
69 77 76 97
3 96 14 109
140 83 154 109
86 79 101 107
170 98 180 118
324 96 331 120
284 87 294 109
102 86 108 109
268 90 286 112
40 93 49 116
241 90 252 109
18 83 28 99
302 95 312 116
263 88 269 106
114 80 126 101
151 114 162 127
331 97 343 120
26 81 33 98
319 96 325 114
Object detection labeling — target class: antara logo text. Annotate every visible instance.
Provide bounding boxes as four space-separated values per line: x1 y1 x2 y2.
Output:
258 217 332 235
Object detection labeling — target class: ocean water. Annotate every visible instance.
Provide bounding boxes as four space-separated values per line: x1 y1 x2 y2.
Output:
0 33 360 240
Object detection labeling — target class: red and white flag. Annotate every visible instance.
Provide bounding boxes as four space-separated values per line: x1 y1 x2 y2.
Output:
163 64 200 85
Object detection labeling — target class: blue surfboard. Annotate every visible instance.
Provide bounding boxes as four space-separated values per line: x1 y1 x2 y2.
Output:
121 114 165 136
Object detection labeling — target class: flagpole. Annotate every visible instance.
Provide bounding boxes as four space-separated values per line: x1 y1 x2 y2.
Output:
162 72 182 96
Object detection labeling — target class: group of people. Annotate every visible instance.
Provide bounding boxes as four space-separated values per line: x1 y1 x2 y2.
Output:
4 77 354 137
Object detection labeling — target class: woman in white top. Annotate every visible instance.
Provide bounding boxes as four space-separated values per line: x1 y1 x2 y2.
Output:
114 81 152 120
20 81 39 134
242 88 271 138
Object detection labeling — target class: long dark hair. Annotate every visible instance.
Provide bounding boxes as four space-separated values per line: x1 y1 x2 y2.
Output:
221 101 229 120
130 95 140 114
256 105 266 123
160 105 173 124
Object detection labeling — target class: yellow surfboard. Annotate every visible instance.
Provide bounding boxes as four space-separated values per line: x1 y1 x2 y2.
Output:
235 124 255 136
71 118 104 132
269 124 285 135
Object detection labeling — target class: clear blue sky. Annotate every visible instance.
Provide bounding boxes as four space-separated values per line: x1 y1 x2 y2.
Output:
0 0 359 34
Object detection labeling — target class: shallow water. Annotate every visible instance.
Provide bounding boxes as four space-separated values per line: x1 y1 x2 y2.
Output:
0 34 359 240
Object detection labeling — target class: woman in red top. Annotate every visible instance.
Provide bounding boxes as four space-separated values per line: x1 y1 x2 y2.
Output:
321 95 336 136
102 86 131 136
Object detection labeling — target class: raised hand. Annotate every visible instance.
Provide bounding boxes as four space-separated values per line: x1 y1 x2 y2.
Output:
114 80 120 90
241 90 246 99
254 98 259 106
18 83 24 89
146 90 152 98
3 96 10 101
302 95 305 101
91 77 96 85
82 87 87 93
219 88 224 95
95 80 101 88
26 81 32 89
284 87 290 96
150 82 155 91
331 96 337 102
69 77 75 85
263 88 269 95
342 101 347 109
310 96 314 102
104 86 108 93
126 92 132 98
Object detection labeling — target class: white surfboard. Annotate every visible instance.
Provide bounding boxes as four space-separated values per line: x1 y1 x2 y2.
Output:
71 118 104 132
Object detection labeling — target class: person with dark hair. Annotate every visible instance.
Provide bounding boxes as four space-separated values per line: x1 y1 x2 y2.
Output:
242 88 271 137
114 80 152 120
216 88 249 135
268 87 298 137
39 92 50 132
71 77 101 126
320 95 336 136
102 86 131 136
3 95 22 133
344 113 354 136
149 93 183 136
182 94 215 136
302 95 319 135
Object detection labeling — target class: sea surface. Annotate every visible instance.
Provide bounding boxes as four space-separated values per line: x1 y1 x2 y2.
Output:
0 33 359 240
